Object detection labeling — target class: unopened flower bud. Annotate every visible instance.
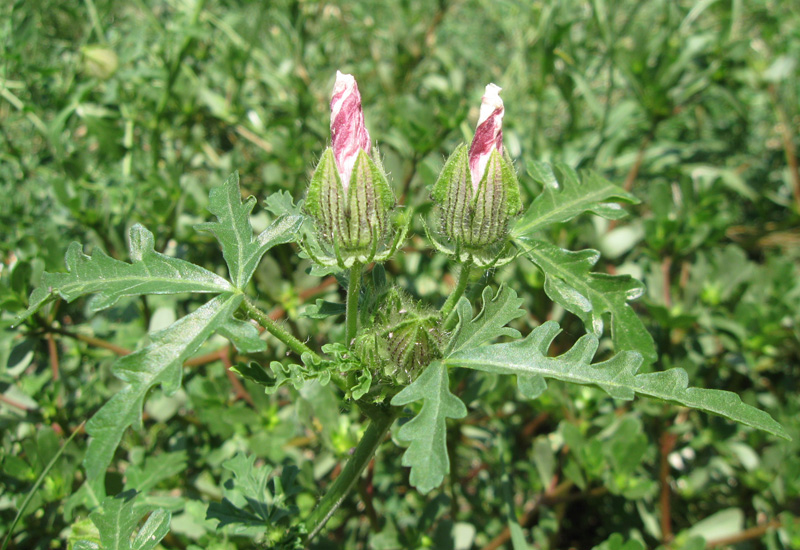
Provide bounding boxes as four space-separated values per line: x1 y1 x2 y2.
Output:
305 72 395 264
431 84 521 262
82 46 119 80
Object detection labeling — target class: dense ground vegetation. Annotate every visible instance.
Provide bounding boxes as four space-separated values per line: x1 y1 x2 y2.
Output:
2 0 799 548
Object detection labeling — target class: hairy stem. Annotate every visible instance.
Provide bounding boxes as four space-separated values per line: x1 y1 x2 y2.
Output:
440 261 472 320
242 297 320 363
345 262 364 345
304 407 398 541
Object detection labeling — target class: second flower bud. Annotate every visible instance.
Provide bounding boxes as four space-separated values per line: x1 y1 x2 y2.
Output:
430 84 521 265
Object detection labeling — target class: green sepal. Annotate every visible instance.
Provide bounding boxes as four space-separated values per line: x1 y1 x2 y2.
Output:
344 149 396 251
305 148 344 245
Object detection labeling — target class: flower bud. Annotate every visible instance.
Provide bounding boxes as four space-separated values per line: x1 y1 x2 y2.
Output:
305 72 395 264
81 46 119 80
354 288 443 385
431 84 521 263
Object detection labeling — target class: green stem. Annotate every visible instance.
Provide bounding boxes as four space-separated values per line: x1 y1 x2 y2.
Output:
440 262 472 319
304 407 398 541
345 262 364 345
241 297 320 363
2 422 85 550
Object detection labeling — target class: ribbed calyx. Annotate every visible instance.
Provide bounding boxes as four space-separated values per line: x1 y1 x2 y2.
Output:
305 147 395 257
431 144 521 259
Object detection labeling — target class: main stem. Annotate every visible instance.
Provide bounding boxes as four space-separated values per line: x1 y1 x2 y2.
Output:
304 407 398 541
345 262 364 345
440 261 472 319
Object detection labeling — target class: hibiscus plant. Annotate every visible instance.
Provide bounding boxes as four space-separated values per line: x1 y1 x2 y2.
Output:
13 72 788 548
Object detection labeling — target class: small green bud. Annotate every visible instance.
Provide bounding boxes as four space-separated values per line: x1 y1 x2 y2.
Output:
354 288 443 386
81 46 119 80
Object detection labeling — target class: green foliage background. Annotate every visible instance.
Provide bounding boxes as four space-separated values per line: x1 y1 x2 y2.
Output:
2 0 799 548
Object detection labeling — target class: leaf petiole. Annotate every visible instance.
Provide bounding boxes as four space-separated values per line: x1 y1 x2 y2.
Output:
241 297 321 363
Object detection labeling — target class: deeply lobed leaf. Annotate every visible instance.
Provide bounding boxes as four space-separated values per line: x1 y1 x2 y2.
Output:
511 162 639 238
446 285 525 355
84 294 265 496
206 453 301 533
16 224 232 324
73 491 170 550
445 321 788 439
518 238 657 364
390 361 467 493
196 172 303 289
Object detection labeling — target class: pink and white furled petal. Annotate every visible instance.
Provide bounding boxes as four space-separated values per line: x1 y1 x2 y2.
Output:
330 71 371 191
468 83 504 191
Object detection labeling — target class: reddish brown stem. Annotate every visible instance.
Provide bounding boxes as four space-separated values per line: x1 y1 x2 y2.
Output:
49 327 132 356
0 393 32 411
220 348 255 407
706 519 781 548
622 137 650 193
607 131 653 232
769 84 800 213
46 333 60 381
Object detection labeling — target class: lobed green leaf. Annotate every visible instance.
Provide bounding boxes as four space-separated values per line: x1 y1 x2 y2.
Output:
511 162 639 238
518 237 657 364
390 361 467 493
196 172 303 289
72 491 170 550
83 294 263 496
206 453 301 532
446 321 788 440
15 224 232 324
446 285 525 355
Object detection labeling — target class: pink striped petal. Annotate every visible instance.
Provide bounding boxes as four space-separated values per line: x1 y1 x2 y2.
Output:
330 71 371 191
468 83 504 191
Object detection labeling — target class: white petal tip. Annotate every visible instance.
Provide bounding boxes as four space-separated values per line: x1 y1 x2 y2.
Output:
334 71 355 88
485 83 502 96
477 83 504 125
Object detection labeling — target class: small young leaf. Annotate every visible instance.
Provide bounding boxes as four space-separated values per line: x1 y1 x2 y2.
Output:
447 285 525 355
592 533 645 550
264 189 305 219
206 452 300 531
196 172 303 289
16 224 232 324
518 237 657 364
232 350 347 394
512 162 639 238
390 361 467 493
445 321 789 440
123 451 188 494
301 299 346 320
72 491 170 550
84 294 250 495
